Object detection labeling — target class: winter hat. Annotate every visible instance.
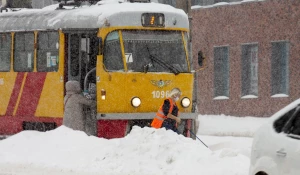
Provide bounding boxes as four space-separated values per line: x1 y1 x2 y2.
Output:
65 81 81 93
169 88 181 97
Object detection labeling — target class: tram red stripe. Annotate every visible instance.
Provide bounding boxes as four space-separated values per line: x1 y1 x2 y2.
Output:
5 72 25 116
15 73 47 116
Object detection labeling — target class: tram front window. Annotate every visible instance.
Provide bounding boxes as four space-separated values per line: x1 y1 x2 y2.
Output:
122 30 188 73
103 31 124 71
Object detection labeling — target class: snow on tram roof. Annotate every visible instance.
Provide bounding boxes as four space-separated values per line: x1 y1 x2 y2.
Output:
0 2 188 32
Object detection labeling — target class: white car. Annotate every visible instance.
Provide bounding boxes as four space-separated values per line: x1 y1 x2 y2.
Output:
249 99 300 175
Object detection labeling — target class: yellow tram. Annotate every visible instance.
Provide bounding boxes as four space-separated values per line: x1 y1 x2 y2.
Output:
0 0 201 138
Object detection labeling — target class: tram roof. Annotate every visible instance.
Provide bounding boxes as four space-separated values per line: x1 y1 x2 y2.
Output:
0 2 189 32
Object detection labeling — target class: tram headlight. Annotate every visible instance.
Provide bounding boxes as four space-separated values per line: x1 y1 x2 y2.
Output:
181 97 191 108
131 97 141 108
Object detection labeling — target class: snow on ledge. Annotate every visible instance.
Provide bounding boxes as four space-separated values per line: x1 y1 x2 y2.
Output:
241 95 258 99
191 0 265 10
271 94 289 98
213 96 229 100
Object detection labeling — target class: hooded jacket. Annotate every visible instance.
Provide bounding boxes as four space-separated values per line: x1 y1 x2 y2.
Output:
63 81 96 132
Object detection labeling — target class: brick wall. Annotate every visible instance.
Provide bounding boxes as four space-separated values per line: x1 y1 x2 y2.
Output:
191 0 300 117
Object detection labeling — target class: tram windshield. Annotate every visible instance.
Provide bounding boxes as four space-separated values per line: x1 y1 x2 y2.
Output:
103 30 189 74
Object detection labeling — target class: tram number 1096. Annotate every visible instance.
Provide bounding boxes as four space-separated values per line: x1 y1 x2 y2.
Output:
151 91 170 98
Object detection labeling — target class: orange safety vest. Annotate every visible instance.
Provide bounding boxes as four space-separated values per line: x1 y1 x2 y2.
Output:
151 98 174 129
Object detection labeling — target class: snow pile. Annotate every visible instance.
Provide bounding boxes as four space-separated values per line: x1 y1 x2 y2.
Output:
200 135 253 158
197 114 268 137
0 125 249 175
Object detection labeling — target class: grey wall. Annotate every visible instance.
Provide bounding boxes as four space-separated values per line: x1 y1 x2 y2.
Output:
1 0 56 8
32 0 57 9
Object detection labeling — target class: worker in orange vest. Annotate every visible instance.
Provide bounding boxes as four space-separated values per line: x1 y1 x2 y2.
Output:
151 88 181 133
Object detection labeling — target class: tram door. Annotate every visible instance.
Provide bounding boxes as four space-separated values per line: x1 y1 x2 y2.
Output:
65 31 98 135
66 32 97 89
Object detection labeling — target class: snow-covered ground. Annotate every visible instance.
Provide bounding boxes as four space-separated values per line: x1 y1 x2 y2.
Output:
0 115 269 175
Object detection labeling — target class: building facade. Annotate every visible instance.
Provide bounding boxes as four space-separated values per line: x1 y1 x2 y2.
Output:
191 0 300 117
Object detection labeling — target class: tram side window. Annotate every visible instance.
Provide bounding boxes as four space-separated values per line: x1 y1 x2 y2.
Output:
14 33 34 72
37 32 59 72
103 31 124 71
0 33 11 72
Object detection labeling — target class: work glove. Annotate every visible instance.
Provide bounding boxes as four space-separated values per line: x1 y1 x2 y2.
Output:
85 94 92 100
83 91 92 100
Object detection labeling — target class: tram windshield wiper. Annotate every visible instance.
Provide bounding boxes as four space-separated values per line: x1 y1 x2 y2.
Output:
146 47 180 75
143 62 153 73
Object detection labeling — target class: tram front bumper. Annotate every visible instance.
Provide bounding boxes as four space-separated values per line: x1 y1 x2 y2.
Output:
96 112 198 120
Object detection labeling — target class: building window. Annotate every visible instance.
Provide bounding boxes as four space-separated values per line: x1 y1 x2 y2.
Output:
0 33 11 72
241 44 258 98
214 46 229 98
191 0 201 6
37 31 59 72
271 41 289 96
14 32 34 72
214 0 229 3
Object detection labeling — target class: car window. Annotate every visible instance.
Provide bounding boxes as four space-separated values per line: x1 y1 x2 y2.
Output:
288 115 300 136
273 107 296 133
282 106 300 137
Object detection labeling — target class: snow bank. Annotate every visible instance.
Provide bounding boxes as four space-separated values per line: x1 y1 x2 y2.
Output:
0 126 249 175
197 114 268 137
